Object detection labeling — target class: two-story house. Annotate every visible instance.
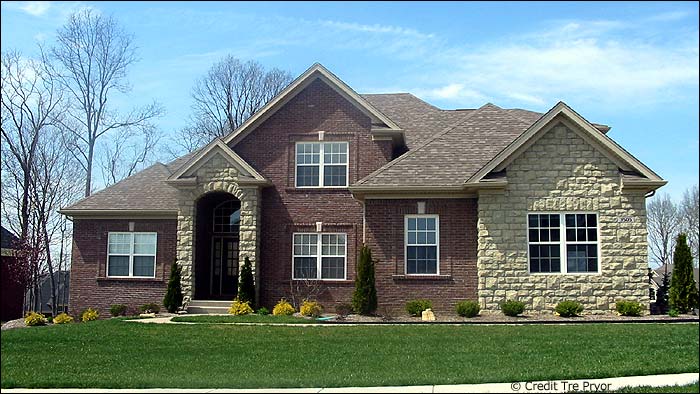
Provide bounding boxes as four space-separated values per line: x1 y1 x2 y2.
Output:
61 63 666 315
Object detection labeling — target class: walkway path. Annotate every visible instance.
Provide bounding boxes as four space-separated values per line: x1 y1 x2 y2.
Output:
3 372 698 393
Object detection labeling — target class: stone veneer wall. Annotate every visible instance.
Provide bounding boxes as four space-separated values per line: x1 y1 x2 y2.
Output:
477 122 649 314
175 153 260 305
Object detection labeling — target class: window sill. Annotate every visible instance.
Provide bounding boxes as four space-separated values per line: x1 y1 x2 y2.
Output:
392 275 453 281
285 187 350 193
291 279 354 285
97 277 162 282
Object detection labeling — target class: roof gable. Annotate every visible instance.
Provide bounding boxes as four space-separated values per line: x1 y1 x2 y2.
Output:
167 138 267 184
224 63 403 146
466 102 666 187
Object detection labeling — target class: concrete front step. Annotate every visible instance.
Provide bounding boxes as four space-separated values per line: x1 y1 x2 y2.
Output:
189 300 231 307
187 300 231 314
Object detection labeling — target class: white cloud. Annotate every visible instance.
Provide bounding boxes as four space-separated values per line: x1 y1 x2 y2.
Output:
506 93 546 106
19 1 51 16
417 84 486 102
375 16 700 108
320 20 434 40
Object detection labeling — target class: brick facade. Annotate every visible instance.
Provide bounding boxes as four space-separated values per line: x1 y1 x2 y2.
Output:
66 77 655 318
68 219 176 316
477 122 649 314
365 198 478 314
234 78 393 308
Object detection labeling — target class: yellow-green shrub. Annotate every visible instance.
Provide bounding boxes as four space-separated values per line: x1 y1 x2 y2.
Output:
272 299 295 316
81 308 99 322
53 312 74 324
300 300 323 317
228 297 253 315
24 312 47 326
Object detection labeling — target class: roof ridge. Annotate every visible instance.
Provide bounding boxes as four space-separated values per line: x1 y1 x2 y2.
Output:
355 103 493 185
495 105 533 128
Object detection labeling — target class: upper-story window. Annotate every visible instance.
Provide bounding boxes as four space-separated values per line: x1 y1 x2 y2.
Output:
107 232 157 278
527 212 599 274
295 142 348 187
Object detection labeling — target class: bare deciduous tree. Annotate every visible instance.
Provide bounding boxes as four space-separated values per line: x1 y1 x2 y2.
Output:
679 185 699 266
1 50 62 241
99 124 161 186
189 56 292 143
647 193 681 267
47 9 163 196
30 129 83 316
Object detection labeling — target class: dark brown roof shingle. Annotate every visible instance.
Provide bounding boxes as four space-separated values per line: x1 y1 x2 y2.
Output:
355 103 533 188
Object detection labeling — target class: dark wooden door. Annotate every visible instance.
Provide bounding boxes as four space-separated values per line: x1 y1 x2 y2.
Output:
210 236 238 299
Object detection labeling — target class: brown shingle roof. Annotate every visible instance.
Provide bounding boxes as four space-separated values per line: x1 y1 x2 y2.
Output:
61 93 611 212
362 93 474 148
62 163 181 212
354 103 532 188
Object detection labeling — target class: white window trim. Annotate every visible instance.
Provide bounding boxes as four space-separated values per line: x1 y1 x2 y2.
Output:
106 232 158 278
294 141 349 188
291 232 347 281
526 212 601 275
404 215 440 276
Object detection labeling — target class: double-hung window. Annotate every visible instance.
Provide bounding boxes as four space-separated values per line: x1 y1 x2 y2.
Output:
405 215 439 275
107 232 157 278
295 142 348 187
292 233 346 280
527 212 599 274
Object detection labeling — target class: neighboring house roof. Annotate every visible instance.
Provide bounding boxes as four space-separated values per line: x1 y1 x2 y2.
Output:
24 270 70 313
1 226 20 250
651 264 700 288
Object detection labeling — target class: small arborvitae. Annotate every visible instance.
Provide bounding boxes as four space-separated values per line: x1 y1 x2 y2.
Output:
238 256 255 305
352 244 377 315
669 233 699 313
163 261 183 313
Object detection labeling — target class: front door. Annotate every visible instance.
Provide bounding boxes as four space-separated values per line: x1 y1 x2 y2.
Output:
210 236 238 299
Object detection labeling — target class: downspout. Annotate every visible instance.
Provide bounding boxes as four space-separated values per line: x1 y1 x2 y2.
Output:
350 192 366 245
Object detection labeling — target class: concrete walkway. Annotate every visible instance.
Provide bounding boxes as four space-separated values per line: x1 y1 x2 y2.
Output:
3 372 697 393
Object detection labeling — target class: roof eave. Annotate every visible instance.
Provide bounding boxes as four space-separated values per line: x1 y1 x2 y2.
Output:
621 179 668 191
59 209 179 218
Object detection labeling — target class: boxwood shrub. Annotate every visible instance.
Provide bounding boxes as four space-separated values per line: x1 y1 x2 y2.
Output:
501 300 525 317
616 300 642 316
110 304 128 317
555 300 584 317
406 299 432 316
456 300 480 318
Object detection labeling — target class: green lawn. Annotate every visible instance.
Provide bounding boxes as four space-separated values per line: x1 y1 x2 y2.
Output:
171 314 313 324
1 320 698 389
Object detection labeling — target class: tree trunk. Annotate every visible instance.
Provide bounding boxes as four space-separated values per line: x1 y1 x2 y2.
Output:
85 142 94 197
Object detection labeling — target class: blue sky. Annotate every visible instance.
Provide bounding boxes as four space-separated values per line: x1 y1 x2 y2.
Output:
2 1 698 200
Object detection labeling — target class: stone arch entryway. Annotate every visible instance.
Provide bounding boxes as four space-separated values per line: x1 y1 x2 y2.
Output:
194 192 241 300
174 178 261 307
